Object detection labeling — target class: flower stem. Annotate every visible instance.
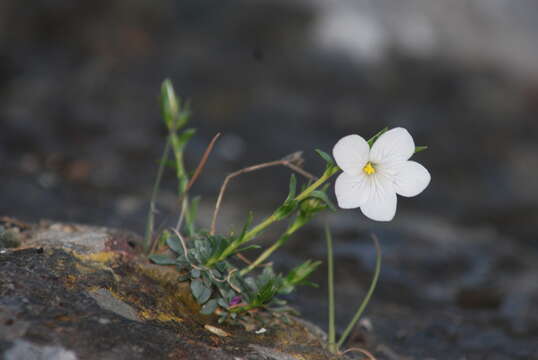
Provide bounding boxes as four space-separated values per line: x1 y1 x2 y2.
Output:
206 166 340 267
239 216 305 276
243 166 339 242
325 224 337 354
336 234 382 349
294 166 340 202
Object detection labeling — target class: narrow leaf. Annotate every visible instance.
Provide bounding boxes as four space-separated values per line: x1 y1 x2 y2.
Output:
148 254 177 265
160 79 182 129
286 174 297 202
236 212 254 244
415 145 428 153
315 149 335 165
235 244 261 253
367 127 388 147
308 190 337 212
176 128 196 150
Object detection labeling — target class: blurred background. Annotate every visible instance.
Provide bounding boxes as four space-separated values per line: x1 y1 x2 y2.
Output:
1 1 537 358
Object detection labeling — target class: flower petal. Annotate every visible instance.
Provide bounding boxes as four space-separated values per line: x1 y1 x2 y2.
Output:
393 161 431 197
360 174 397 221
369 127 415 164
332 134 370 176
334 172 370 209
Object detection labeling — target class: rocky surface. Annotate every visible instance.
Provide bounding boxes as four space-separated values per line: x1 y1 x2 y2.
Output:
0 219 335 360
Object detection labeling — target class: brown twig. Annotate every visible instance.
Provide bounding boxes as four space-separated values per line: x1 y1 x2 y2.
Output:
209 151 316 236
340 347 377 360
185 133 221 199
175 132 221 231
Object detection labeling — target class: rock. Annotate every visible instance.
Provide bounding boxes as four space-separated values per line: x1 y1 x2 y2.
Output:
0 219 336 360
5 340 77 360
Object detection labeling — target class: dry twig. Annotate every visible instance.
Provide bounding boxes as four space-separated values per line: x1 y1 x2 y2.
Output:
175 132 221 231
209 151 316 236
341 347 377 360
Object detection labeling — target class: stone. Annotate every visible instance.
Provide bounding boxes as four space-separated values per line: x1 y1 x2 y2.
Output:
0 220 337 360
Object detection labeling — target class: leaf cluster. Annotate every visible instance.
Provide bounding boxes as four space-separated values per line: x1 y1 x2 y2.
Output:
149 230 321 320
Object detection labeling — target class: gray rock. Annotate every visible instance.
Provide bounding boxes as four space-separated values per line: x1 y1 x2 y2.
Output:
5 340 77 360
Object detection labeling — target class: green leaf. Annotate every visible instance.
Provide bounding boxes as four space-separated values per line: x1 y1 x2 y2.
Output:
273 175 299 221
235 244 261 253
236 213 253 244
191 279 212 304
148 254 177 265
166 234 184 255
286 174 297 202
161 79 180 129
191 268 201 278
200 299 218 315
367 127 388 147
415 145 428 153
176 128 196 151
315 149 335 165
178 100 191 129
307 190 337 212
279 260 322 294
191 278 204 298
198 287 212 304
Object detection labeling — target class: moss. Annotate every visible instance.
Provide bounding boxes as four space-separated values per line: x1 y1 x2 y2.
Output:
0 228 20 248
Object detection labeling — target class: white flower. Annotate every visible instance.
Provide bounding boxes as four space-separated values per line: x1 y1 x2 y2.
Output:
333 127 431 222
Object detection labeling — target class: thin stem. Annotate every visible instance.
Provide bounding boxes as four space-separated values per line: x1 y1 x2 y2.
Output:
175 196 189 231
336 234 382 349
144 137 171 254
340 347 377 360
209 153 316 235
295 166 339 202
206 166 340 267
239 217 304 276
325 224 336 353
177 133 221 205
244 166 339 241
239 236 286 276
175 133 221 233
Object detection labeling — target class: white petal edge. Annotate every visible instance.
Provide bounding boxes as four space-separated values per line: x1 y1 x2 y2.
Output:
334 172 370 209
332 134 370 176
393 161 431 197
369 127 415 165
360 175 397 221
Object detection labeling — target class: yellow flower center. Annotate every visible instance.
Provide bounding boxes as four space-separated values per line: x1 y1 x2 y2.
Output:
363 162 376 175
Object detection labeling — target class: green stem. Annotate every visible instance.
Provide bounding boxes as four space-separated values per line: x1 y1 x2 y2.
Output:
325 224 336 353
243 166 339 242
171 134 188 193
144 138 171 254
295 166 340 202
206 166 340 267
239 217 305 276
336 234 382 349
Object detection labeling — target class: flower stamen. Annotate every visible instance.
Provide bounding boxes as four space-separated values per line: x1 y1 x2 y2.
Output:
363 162 376 175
